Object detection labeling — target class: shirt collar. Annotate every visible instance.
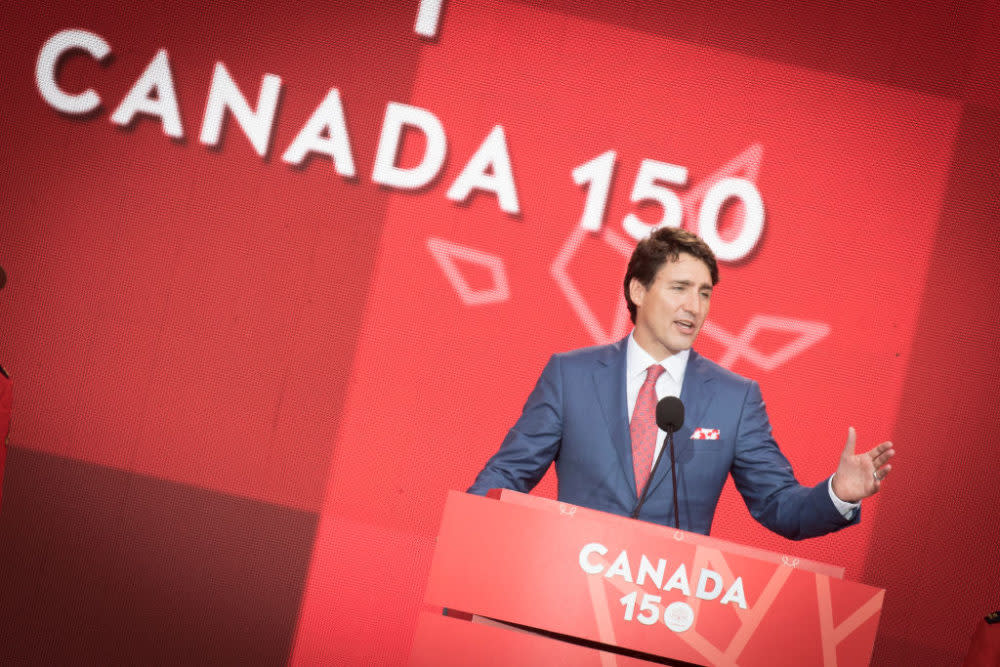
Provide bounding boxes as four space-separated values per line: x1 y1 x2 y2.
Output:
627 332 690 384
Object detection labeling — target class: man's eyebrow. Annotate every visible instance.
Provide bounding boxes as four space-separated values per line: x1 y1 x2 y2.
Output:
669 279 713 291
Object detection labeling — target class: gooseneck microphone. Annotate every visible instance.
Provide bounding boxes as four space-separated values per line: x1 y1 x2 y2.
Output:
632 396 685 527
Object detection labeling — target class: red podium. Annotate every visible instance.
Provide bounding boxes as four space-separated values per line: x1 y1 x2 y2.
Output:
411 490 884 666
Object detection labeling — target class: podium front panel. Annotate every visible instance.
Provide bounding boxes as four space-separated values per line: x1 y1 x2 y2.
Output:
424 491 883 666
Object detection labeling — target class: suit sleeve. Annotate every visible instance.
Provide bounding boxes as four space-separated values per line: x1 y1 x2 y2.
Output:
729 381 859 540
467 354 564 495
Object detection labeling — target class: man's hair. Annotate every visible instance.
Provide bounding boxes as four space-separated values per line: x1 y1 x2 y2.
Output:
623 227 719 324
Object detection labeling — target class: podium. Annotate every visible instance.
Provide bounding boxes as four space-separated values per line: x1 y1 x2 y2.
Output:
411 490 884 666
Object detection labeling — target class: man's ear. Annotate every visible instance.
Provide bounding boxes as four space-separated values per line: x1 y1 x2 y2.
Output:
628 278 645 308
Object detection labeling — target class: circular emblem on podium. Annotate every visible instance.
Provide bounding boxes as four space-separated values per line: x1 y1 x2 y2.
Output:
663 601 694 632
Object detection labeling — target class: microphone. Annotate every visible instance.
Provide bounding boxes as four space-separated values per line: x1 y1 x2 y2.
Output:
633 396 685 526
656 396 685 432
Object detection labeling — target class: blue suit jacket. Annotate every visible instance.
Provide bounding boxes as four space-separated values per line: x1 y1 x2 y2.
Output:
468 337 857 540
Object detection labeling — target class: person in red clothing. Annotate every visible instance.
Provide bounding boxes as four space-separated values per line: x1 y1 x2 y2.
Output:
0 264 9 510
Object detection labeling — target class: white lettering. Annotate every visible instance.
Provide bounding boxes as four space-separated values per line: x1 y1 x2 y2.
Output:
572 150 617 231
695 568 724 601
371 102 446 189
697 177 765 262
446 125 520 215
110 49 183 139
636 555 666 589
578 542 607 575
281 88 356 176
664 563 691 596
199 62 282 157
583 543 750 613
622 159 687 241
36 28 111 115
414 0 445 39
720 576 748 609
604 550 632 583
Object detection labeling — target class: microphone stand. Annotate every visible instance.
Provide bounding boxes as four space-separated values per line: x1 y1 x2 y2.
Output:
632 426 680 529
668 428 679 529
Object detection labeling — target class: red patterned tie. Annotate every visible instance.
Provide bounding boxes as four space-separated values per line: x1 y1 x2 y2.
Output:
631 364 665 495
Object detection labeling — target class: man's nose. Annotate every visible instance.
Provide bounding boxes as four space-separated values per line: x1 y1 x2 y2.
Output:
682 289 700 314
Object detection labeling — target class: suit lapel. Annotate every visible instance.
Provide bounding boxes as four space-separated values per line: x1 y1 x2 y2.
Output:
646 349 715 498
592 338 636 502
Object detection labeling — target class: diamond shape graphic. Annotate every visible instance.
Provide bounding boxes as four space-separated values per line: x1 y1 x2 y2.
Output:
701 315 831 371
551 225 633 345
426 237 510 306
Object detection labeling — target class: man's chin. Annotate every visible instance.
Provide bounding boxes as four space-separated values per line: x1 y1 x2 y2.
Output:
663 337 695 356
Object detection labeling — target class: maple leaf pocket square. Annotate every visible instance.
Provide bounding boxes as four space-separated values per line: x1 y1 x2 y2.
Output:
691 428 720 440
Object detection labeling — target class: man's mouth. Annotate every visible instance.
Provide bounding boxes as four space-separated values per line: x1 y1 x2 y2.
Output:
675 319 696 335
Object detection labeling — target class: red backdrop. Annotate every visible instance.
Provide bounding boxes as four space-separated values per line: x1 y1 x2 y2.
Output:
1 1 998 665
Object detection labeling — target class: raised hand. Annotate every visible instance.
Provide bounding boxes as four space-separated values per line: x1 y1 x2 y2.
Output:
831 427 895 503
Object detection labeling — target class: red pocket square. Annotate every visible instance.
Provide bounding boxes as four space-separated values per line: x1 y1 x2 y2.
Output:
691 428 720 440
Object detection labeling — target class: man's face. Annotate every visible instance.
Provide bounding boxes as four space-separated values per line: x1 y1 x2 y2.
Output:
629 252 713 361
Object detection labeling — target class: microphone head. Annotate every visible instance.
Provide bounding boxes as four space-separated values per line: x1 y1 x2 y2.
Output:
656 396 685 432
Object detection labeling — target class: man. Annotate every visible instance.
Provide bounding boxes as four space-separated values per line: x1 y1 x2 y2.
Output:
468 227 894 539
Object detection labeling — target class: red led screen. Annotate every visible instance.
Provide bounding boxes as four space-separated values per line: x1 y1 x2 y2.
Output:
1 1 997 665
